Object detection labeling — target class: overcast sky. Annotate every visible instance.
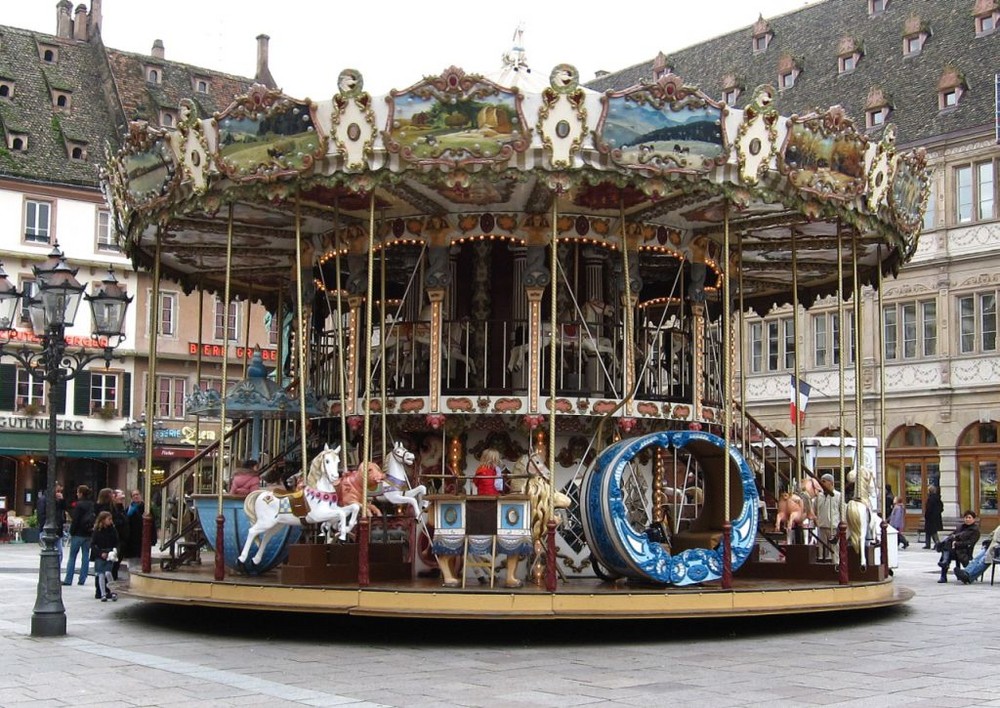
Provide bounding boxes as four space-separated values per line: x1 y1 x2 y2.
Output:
7 0 813 97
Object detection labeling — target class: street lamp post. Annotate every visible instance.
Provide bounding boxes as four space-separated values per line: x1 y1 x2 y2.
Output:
0 244 131 637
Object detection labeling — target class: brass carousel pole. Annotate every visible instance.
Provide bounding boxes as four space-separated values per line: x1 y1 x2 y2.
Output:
877 244 889 569
272 288 283 474
380 229 387 462
722 206 733 588
141 231 162 574
837 222 849 583
791 229 802 493
333 209 349 462
293 198 310 490
214 204 235 582
546 196 559 592
194 291 204 494
359 191 377 586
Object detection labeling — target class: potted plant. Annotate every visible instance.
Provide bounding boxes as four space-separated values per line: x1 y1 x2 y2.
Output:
93 403 118 420
21 511 40 544
19 401 42 417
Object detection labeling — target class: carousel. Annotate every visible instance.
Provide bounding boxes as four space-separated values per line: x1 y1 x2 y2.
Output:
105 55 928 618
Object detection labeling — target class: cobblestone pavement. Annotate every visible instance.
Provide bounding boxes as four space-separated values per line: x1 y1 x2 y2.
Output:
0 540 997 707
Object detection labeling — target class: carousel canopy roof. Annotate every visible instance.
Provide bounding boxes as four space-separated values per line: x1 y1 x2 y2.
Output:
104 65 929 314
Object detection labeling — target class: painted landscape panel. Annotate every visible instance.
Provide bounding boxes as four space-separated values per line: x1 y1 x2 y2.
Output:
388 91 522 160
782 124 866 195
123 141 174 203
217 102 321 174
602 98 724 171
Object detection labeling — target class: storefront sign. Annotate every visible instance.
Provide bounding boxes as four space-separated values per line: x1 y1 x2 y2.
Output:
187 343 278 361
0 416 84 431
9 329 109 349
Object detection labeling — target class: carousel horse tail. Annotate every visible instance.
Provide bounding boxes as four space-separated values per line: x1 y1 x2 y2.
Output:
845 500 866 552
244 490 264 525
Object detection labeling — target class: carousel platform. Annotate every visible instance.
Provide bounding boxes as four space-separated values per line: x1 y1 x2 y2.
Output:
125 553 912 620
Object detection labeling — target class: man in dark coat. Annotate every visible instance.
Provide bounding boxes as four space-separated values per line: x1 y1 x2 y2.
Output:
937 510 980 583
923 485 944 549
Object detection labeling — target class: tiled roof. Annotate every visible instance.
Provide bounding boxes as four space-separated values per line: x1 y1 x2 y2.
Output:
0 26 118 188
587 0 1000 146
106 48 256 126
0 21 260 190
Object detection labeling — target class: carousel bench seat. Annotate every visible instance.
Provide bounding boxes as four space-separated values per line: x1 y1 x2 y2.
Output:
671 530 724 554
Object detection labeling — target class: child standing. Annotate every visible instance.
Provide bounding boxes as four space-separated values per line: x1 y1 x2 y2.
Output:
888 495 909 549
90 511 120 601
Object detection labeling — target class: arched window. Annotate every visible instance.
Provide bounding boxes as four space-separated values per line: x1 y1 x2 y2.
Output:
886 425 939 521
56 94 67 107
0 84 10 98
11 137 24 151
957 421 999 523
70 146 83 160
43 49 55 63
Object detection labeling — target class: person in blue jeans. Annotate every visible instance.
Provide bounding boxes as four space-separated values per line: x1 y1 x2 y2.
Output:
62 485 95 586
955 525 1000 584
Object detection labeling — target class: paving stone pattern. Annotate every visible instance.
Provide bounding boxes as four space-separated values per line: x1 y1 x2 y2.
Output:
0 542 997 707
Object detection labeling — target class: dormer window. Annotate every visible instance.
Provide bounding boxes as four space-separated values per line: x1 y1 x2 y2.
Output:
869 0 888 15
751 15 773 54
0 81 13 99
777 54 801 91
867 108 888 128
68 142 87 160
902 16 930 56
160 110 177 128
938 67 967 111
146 66 162 84
720 73 743 106
837 37 863 75
865 85 893 130
8 132 27 151
975 0 999 36
52 90 72 110
195 78 209 94
39 44 58 64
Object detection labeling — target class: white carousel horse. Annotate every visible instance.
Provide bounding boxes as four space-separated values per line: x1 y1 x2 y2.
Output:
373 441 428 518
845 466 882 569
506 319 616 373
414 305 477 376
373 305 477 376
238 445 361 565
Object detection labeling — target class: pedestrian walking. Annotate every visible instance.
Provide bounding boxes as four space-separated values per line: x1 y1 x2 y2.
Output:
923 485 944 549
889 495 909 548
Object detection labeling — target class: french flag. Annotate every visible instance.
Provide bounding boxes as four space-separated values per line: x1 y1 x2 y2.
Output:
789 374 811 425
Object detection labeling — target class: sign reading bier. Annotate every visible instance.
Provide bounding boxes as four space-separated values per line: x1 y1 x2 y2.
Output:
187 343 278 361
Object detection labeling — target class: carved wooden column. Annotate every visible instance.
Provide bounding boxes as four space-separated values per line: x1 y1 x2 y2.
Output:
526 287 544 413
426 287 445 413
691 301 706 420
346 296 363 415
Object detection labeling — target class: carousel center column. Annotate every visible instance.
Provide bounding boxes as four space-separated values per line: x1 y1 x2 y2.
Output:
522 241 550 415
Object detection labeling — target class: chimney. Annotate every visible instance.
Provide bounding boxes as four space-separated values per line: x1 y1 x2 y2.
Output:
72 3 88 41
56 0 73 39
88 0 102 38
255 34 277 89
151 39 165 60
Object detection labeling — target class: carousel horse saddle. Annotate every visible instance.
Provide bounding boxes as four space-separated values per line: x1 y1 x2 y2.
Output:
272 489 309 518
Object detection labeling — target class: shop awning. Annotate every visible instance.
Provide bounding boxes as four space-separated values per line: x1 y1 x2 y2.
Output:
0 431 127 459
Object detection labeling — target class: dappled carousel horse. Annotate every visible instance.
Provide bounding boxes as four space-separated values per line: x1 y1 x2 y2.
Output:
372 441 427 518
238 445 361 565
